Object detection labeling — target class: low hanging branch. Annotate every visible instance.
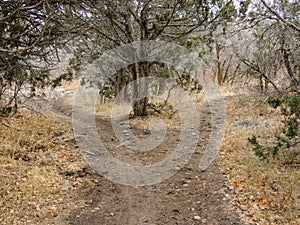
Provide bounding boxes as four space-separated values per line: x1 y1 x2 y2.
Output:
238 55 280 92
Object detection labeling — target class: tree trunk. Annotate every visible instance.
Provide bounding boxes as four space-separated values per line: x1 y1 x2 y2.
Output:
280 30 298 89
216 43 223 85
131 62 149 117
133 97 148 116
259 74 264 93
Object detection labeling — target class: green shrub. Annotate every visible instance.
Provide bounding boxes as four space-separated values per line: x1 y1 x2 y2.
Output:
248 92 300 162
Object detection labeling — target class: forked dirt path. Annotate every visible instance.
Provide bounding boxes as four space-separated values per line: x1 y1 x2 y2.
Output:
33 94 241 224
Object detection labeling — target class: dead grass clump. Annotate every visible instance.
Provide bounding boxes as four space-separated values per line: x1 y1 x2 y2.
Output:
95 92 203 130
220 94 300 224
0 110 88 224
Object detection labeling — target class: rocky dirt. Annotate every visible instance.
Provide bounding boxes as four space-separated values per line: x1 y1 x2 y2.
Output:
31 91 242 225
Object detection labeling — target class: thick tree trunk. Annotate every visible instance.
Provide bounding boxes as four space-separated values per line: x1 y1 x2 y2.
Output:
131 62 149 117
133 97 148 116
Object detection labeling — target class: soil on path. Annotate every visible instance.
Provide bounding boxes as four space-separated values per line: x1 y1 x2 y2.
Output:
34 93 241 225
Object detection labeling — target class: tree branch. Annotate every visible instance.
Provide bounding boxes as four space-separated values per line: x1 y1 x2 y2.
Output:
260 0 300 33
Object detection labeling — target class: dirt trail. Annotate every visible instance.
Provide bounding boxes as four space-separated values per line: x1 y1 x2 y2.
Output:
32 94 241 224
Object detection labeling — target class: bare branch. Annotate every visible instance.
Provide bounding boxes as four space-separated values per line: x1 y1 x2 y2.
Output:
260 0 300 33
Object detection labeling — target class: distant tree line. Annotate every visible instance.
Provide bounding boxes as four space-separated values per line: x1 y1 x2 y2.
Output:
0 0 299 116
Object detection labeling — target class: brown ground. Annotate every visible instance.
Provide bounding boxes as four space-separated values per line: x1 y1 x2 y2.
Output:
47 93 242 225
2 89 299 224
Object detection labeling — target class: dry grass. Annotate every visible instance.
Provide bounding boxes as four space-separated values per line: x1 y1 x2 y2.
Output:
0 110 89 224
220 94 300 224
1 91 299 224
95 92 203 130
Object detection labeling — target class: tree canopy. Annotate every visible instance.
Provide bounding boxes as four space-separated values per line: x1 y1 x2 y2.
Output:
0 0 299 115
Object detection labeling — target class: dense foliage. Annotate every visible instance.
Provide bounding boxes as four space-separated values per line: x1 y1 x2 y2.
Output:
0 0 86 115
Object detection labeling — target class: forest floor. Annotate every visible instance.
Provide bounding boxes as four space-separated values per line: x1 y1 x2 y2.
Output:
0 85 299 225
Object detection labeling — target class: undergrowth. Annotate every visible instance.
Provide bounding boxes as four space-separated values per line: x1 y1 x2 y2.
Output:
248 92 300 164
220 94 300 225
0 110 87 224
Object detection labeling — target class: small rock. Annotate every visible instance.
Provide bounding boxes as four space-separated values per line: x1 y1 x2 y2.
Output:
182 183 189 187
198 165 208 172
228 186 234 191
201 219 207 223
240 205 247 211
143 130 150 134
194 215 201 220
61 181 71 191
233 119 257 127
172 209 180 214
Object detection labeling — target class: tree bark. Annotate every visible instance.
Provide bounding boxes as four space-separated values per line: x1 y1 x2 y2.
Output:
216 43 223 85
130 62 148 117
280 28 298 89
131 61 150 117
